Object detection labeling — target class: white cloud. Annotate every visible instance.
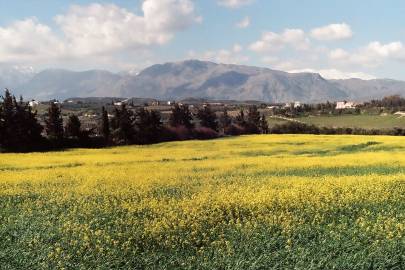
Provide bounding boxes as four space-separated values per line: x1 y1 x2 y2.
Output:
0 0 201 68
0 18 63 62
56 0 201 56
289 68 376 80
365 41 403 58
218 0 254 8
232 44 243 53
236 16 250 29
329 48 350 60
249 28 310 52
188 44 249 64
261 52 376 80
329 42 405 68
310 23 353 41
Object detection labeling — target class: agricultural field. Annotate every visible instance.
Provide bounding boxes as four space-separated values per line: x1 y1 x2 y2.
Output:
298 114 405 130
1 135 405 269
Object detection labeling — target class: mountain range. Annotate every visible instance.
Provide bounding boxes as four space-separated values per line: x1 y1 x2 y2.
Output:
2 60 405 103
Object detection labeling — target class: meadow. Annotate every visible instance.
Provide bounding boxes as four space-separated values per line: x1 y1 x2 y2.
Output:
1 134 405 269
268 114 405 130
298 114 405 129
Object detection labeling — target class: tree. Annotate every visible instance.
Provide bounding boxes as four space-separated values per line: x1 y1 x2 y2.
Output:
196 105 218 131
111 104 134 144
235 108 246 127
100 106 110 141
0 89 14 147
219 107 232 134
65 114 82 138
246 106 261 134
110 107 121 131
13 96 43 148
134 108 162 144
45 102 64 141
169 104 194 129
0 90 43 151
259 114 269 134
149 110 163 141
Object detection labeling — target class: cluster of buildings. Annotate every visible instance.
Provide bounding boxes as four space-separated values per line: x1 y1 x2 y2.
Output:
267 101 359 110
335 101 357 109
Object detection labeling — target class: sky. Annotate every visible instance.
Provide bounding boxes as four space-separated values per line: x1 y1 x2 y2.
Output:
1 0 405 80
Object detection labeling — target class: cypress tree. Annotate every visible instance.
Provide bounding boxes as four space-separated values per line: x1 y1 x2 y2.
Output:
235 108 246 127
100 106 110 141
169 104 194 129
45 102 64 141
0 89 13 147
111 104 134 144
65 114 82 139
219 107 232 134
196 105 218 131
0 90 43 151
259 114 269 134
13 96 43 149
246 106 261 134
135 108 162 144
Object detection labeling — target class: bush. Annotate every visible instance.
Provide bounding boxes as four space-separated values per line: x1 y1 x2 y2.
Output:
225 124 246 136
271 122 320 134
162 126 192 141
193 127 219 140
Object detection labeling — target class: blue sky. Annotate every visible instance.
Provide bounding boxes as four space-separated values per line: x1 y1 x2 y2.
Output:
1 0 405 80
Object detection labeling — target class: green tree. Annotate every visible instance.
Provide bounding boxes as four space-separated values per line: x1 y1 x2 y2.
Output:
65 114 82 139
196 105 218 131
259 114 269 134
135 108 162 144
246 106 261 134
0 89 14 147
111 104 134 144
235 108 246 127
219 107 232 134
100 106 110 141
169 104 194 129
0 90 43 151
45 102 64 141
13 96 43 148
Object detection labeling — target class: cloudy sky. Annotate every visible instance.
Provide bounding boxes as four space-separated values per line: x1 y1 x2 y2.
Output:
1 0 405 80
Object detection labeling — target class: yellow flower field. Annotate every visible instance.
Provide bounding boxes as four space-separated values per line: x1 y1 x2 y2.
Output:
1 134 405 269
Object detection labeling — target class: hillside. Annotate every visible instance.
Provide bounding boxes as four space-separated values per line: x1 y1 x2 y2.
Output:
3 60 405 102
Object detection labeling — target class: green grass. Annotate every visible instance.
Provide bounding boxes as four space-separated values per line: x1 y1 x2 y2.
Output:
267 117 290 127
298 114 405 129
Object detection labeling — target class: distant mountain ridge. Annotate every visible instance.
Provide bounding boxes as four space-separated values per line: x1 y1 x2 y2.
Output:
2 60 405 102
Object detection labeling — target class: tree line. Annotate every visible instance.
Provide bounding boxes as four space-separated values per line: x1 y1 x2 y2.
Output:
0 89 269 152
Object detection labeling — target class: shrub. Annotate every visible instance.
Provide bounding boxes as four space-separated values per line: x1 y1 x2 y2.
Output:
225 124 246 136
271 122 320 134
162 125 192 141
193 127 219 140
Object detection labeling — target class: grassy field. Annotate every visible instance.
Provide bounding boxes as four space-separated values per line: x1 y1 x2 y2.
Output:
298 114 405 129
1 135 405 269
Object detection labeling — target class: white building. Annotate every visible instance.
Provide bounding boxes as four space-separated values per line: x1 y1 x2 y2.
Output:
167 101 176 106
284 102 302 109
336 101 356 109
28 100 40 107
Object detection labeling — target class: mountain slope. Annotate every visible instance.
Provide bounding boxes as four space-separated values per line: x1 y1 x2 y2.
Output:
0 65 35 90
117 60 348 103
331 78 405 101
17 69 122 100
2 60 405 102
